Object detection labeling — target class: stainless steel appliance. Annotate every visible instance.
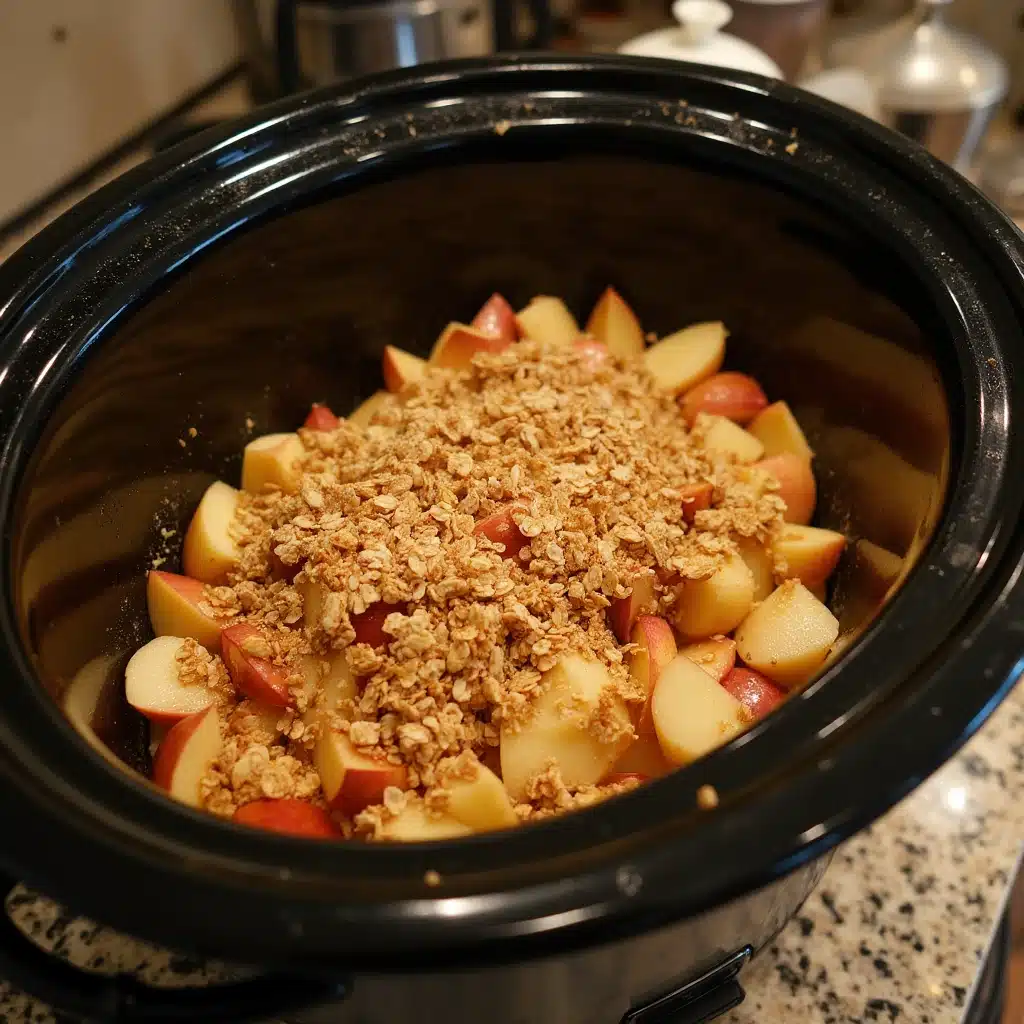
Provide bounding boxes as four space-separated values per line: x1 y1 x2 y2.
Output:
234 0 551 96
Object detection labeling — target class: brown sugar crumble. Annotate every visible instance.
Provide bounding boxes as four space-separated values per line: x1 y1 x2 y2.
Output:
193 340 783 833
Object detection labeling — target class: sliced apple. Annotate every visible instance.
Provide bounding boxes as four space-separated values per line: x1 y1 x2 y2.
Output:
574 338 610 372
629 616 677 699
651 654 748 766
585 286 645 360
735 536 775 602
679 637 736 682
378 804 473 842
296 576 324 629
382 345 427 393
608 730 674 779
473 506 530 559
671 553 755 640
314 732 407 815
515 296 579 347
629 615 677 736
125 635 214 724
152 706 221 807
348 390 391 429
63 655 121 765
720 666 786 719
233 799 340 838
642 321 727 395
774 525 846 588
221 624 293 708
241 433 304 494
182 480 241 584
748 401 813 460
471 292 519 342
500 654 633 801
680 482 713 524
857 539 904 599
443 759 518 831
352 601 404 648
678 372 768 425
755 453 816 525
303 403 339 431
430 322 512 369
699 415 764 463
146 570 223 651
608 569 659 643
734 580 839 688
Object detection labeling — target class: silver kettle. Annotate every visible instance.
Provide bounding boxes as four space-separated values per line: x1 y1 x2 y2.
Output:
828 0 1008 173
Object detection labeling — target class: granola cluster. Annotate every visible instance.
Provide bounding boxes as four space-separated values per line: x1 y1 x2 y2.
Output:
195 341 783 831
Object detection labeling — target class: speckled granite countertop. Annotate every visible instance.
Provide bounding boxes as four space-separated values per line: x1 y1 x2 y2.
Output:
1 682 1020 1024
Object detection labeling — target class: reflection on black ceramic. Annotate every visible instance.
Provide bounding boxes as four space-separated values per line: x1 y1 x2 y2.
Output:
0 56 1022 1024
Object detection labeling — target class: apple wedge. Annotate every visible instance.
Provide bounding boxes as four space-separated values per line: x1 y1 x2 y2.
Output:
608 570 659 643
680 482 713 524
182 480 241 584
748 401 813 460
629 615 677 736
378 804 473 841
516 296 579 347
352 601 403 649
471 292 519 342
221 624 293 708
699 415 765 463
671 553 755 640
147 570 223 651
679 636 736 682
629 616 677 701
720 666 786 719
125 635 214 724
241 432 304 494
642 321 727 395
608 731 674 779
473 506 530 559
735 537 775 602
774 524 846 588
233 799 340 838
500 654 633 801
678 372 768 425
303 403 339 431
585 287 645 360
314 732 407 815
382 345 427 393
63 655 122 765
348 390 391 429
430 322 512 369
296 576 324 629
734 580 839 688
152 706 221 807
574 338 610 372
443 759 518 831
755 453 816 525
651 655 748 766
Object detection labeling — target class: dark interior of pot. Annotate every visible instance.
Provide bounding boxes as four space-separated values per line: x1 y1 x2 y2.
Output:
12 153 951 773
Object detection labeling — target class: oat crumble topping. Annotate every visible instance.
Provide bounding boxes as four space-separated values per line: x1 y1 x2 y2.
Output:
188 340 784 832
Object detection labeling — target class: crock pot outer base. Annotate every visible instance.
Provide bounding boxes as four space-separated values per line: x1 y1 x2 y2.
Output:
0 56 1021 976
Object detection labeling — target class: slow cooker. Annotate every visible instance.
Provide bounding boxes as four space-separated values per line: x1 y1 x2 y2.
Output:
0 55 1022 1024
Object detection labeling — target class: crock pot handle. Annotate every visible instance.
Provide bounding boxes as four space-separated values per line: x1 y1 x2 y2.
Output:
0 882 349 1023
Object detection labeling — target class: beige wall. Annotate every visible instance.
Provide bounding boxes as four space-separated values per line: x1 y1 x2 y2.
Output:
0 0 239 224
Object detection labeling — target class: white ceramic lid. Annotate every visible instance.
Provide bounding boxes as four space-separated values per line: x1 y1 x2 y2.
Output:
619 0 784 80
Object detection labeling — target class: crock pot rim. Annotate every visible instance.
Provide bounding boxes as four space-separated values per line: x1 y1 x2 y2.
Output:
0 55 1022 969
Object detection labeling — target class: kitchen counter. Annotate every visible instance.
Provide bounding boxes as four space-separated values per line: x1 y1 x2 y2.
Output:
0 682 1020 1022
